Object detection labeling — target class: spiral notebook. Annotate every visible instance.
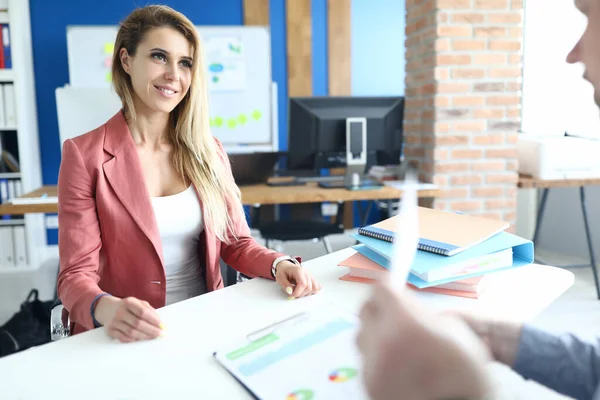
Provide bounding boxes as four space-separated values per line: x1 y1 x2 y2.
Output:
358 207 509 256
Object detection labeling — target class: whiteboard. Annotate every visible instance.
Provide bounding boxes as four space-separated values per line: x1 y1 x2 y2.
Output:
65 25 274 146
55 86 122 151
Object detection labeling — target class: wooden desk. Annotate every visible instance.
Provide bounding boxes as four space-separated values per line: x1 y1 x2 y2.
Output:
518 173 600 189
0 248 574 398
240 181 438 205
518 173 600 299
0 183 439 216
0 186 58 215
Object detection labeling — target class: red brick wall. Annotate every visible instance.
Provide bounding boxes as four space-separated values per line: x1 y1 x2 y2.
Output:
404 0 522 226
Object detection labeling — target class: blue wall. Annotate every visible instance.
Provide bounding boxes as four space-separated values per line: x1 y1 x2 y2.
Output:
350 0 405 225
269 0 289 151
311 0 328 96
351 0 405 96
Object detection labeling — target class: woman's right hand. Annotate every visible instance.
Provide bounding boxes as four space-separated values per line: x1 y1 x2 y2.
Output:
94 296 164 342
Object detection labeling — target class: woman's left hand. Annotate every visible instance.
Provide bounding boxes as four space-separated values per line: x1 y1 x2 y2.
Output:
275 261 321 298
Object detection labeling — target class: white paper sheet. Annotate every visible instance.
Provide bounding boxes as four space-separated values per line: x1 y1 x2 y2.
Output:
214 306 369 400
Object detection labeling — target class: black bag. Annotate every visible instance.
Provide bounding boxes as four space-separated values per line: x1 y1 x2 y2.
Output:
0 289 54 357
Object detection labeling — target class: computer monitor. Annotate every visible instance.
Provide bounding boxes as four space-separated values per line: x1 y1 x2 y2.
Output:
287 96 404 172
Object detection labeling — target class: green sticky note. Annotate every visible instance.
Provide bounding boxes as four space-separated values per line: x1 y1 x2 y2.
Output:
251 110 262 120
227 118 238 129
214 117 223 128
104 42 115 55
238 114 248 125
105 71 112 83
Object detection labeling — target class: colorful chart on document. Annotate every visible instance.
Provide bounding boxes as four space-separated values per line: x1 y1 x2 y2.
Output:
214 306 369 399
286 389 315 400
328 368 358 383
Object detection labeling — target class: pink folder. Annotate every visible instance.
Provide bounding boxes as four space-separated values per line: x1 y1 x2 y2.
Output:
338 252 485 299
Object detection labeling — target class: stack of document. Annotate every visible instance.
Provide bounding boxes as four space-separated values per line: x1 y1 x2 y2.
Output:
338 207 534 298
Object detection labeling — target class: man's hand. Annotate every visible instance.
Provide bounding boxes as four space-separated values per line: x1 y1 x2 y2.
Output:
447 310 524 367
357 282 492 400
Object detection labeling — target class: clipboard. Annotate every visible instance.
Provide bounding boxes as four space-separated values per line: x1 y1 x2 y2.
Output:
213 306 369 400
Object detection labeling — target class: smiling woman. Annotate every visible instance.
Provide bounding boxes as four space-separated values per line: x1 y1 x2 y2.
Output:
55 4 321 343
117 28 193 115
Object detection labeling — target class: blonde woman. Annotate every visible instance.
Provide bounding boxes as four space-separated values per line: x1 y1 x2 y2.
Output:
57 5 320 343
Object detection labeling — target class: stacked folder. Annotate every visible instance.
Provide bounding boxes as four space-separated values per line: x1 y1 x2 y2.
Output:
338 207 535 298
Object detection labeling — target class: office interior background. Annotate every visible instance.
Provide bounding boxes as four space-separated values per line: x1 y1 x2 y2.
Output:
2 1 600 392
1 0 600 396
22 0 600 259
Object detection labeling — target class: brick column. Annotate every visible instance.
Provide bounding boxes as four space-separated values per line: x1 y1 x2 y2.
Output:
404 0 522 227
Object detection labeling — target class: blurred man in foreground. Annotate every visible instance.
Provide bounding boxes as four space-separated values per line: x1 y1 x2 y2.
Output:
357 1 600 399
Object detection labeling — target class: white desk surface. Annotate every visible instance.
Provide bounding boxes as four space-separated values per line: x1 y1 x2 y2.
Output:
0 247 574 400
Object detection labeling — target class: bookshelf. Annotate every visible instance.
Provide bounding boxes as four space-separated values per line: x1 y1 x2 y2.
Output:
0 0 44 272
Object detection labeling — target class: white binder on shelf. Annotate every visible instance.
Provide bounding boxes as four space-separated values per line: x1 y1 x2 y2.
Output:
7 178 14 200
12 225 27 267
55 86 121 149
0 226 14 268
2 83 15 127
0 227 4 268
0 178 7 203
0 83 6 128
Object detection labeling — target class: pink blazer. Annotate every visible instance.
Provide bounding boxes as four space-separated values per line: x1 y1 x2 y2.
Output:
57 111 285 334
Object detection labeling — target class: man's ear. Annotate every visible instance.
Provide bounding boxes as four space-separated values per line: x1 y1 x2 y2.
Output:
120 48 131 74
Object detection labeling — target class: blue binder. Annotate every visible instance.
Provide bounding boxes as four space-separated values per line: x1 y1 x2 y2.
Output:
349 231 534 288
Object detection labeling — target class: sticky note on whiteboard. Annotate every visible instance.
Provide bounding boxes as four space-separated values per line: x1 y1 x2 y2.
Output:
104 42 115 55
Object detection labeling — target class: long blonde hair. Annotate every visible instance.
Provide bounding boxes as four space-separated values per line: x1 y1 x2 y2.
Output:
111 5 243 243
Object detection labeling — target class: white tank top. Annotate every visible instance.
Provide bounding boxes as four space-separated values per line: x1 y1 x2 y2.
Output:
151 185 206 305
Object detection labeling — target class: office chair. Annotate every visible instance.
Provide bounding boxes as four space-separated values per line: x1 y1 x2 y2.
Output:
49 88 118 341
223 203 346 288
50 300 70 341
251 201 345 255
49 267 70 341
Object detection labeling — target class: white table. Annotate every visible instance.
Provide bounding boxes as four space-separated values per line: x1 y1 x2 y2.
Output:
0 248 574 400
